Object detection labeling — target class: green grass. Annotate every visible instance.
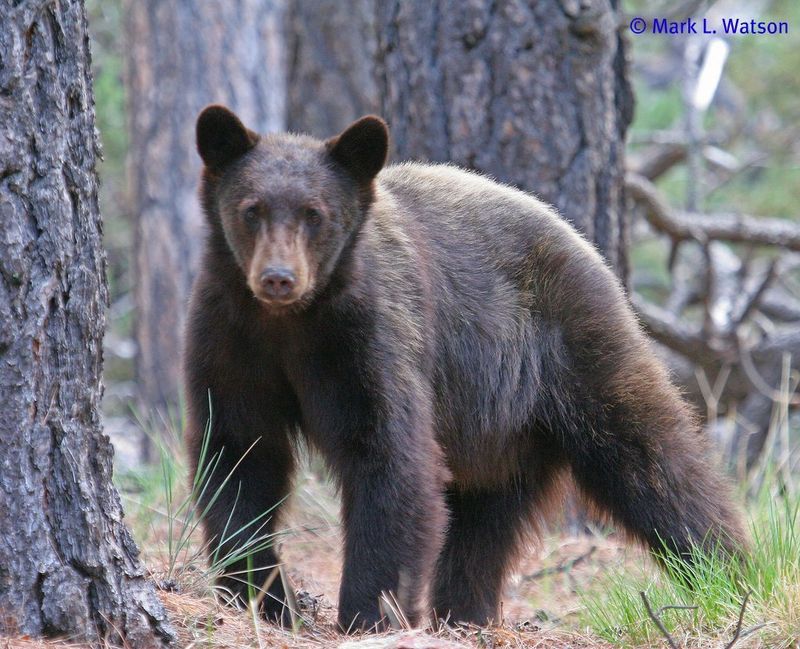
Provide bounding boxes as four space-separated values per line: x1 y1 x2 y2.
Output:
581 490 800 647
117 398 295 621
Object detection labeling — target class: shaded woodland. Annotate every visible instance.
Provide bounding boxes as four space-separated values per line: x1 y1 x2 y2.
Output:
0 0 798 646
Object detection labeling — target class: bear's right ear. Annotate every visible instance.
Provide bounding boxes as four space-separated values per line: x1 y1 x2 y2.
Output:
196 105 259 173
326 115 389 185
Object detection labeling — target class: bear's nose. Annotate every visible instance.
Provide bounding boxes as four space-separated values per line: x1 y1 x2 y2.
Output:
260 267 296 299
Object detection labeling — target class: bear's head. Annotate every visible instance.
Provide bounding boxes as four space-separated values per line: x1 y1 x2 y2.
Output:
195 105 388 312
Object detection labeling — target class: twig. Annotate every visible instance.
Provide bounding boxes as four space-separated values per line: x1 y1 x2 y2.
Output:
640 591 681 649
631 294 711 362
522 546 596 581
723 590 750 649
733 259 778 329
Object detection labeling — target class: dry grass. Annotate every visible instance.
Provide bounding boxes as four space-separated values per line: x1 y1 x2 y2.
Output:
138 470 633 648
156 586 613 649
5 433 797 647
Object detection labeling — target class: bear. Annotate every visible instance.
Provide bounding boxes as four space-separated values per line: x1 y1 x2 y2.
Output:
184 104 747 631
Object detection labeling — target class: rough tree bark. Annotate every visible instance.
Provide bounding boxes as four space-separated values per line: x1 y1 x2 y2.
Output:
0 1 173 645
375 0 633 280
287 0 379 136
124 0 286 456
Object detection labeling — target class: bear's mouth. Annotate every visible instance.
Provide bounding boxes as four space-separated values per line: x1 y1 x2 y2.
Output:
249 282 315 313
252 292 301 307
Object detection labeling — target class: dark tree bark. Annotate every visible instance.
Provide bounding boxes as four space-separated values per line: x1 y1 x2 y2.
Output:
375 0 633 280
287 0 380 136
124 0 286 455
0 1 173 645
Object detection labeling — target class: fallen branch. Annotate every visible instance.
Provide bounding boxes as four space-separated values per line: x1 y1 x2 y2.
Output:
722 591 770 649
733 260 778 329
626 172 800 251
639 588 765 649
639 591 681 649
521 546 596 581
723 591 750 649
630 294 712 362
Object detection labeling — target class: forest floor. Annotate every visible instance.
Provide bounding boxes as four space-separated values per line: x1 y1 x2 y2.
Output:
144 470 627 649
4 456 787 648
123 464 784 649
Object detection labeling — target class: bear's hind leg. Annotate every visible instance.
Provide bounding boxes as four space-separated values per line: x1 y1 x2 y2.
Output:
558 389 748 567
432 451 563 626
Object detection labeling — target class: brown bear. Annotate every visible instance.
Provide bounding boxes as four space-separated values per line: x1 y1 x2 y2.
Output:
184 105 747 631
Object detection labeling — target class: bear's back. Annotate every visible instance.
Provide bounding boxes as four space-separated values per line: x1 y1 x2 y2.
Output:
376 163 604 276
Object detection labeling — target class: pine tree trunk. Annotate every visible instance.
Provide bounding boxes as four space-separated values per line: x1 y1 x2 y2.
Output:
0 1 173 645
375 0 633 279
287 0 379 136
124 0 287 457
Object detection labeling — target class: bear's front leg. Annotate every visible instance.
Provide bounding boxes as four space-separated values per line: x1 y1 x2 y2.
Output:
336 437 448 631
288 306 448 630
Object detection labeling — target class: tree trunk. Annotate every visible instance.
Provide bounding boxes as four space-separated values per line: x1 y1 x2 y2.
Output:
287 0 379 136
124 0 287 458
375 0 633 280
0 1 173 645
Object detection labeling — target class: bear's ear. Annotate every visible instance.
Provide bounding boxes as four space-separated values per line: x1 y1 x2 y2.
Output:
326 115 389 184
196 104 259 172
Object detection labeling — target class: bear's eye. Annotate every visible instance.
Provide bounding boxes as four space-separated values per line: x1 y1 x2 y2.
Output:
304 207 323 227
242 206 259 226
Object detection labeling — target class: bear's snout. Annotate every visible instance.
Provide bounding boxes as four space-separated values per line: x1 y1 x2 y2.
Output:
260 267 297 300
245 224 312 306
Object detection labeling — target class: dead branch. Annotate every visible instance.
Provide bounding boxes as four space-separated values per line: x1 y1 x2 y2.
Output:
762 288 800 322
733 260 777 329
635 291 800 399
631 294 714 362
639 591 681 649
634 143 687 180
723 591 751 649
627 172 800 251
639 590 765 649
632 143 745 182
521 546 596 582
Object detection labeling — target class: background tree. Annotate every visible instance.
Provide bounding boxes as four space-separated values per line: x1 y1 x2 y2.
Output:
286 0 379 136
124 0 287 458
375 0 633 280
0 0 172 644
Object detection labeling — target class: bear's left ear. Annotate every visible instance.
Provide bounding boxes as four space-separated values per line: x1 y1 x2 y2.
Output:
326 115 389 185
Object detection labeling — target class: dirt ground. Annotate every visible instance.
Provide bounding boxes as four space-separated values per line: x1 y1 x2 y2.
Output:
1 469 648 649
281 472 634 627
152 471 639 648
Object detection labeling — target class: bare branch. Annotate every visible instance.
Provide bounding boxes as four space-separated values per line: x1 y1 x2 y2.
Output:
627 172 800 250
723 591 750 649
762 288 800 322
633 143 687 180
631 143 743 182
733 260 778 329
521 546 596 582
631 294 712 362
639 591 681 649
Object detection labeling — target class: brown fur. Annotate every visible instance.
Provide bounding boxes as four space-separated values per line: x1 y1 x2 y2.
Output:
184 106 747 631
